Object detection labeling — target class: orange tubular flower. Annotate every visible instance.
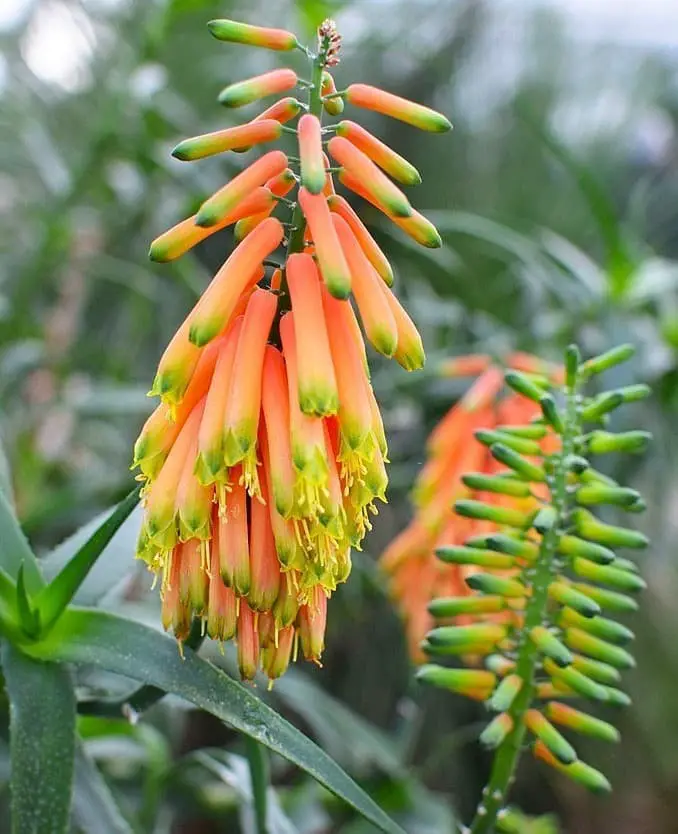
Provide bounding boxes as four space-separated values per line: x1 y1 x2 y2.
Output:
218 68 298 108
135 16 451 682
335 120 421 185
380 355 561 659
196 150 288 227
328 136 412 218
286 253 339 416
345 83 453 133
298 114 326 195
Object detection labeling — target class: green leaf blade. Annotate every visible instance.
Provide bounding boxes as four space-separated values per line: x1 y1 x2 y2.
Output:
2 643 76 834
24 609 405 834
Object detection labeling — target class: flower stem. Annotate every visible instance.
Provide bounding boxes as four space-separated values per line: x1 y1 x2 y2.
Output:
245 735 271 834
467 373 580 834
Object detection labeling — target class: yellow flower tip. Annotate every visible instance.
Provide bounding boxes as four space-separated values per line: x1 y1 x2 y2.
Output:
207 19 299 52
345 83 453 133
193 450 224 486
218 68 298 108
298 387 340 418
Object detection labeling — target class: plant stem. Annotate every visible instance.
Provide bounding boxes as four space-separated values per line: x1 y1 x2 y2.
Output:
468 374 580 834
245 735 270 834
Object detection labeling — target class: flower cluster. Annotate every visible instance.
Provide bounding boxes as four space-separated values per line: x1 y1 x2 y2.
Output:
133 18 451 681
380 353 561 658
410 344 649 811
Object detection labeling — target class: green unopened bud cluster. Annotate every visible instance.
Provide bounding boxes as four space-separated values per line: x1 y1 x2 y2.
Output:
416 343 650 832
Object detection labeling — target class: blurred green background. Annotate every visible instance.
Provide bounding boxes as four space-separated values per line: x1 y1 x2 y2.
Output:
2 0 678 831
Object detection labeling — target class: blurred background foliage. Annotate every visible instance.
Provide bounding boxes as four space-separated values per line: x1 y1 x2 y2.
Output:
2 0 678 831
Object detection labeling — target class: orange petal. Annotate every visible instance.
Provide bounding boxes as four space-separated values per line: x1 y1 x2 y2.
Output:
143 400 205 547
298 586 328 663
218 68 298 108
207 20 298 51
236 600 260 680
261 346 295 518
320 286 372 452
332 214 398 357
286 253 339 416
260 429 301 569
335 119 421 185
248 481 282 612
150 187 275 262
217 464 250 595
262 624 295 680
196 150 288 227
378 284 425 371
339 170 441 248
188 216 283 346
439 354 492 378
298 114 325 195
172 120 283 162
222 289 277 495
328 136 411 217
177 538 209 613
327 194 393 286
298 188 351 299
161 545 192 639
207 525 238 641
195 318 243 485
345 83 452 132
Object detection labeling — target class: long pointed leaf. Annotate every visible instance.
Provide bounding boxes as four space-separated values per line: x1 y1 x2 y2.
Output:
2 643 76 834
0 491 43 594
22 609 406 834
34 486 141 630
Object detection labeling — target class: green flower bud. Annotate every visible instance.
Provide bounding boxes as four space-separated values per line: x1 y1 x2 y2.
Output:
530 626 573 667
462 472 532 498
582 344 635 377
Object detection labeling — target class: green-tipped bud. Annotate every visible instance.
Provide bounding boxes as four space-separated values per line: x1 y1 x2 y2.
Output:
490 443 546 482
496 424 548 440
464 534 494 549
207 19 299 50
565 344 580 388
485 654 516 677
582 344 635 377
585 430 651 455
504 370 546 402
462 472 532 498
488 673 523 712
572 583 638 613
416 665 497 699
572 654 621 685
534 741 612 794
545 701 620 743
543 658 610 702
549 582 601 618
559 608 634 644
454 500 531 529
480 713 514 749
581 391 624 423
565 454 590 474
428 595 506 618
485 534 539 561
579 467 618 487
627 497 647 514
575 485 641 508
540 394 564 433
465 573 527 598
602 686 632 707
619 383 651 402
564 627 635 669
572 558 646 593
530 626 573 667
475 429 543 457
425 624 506 654
612 557 639 573
558 535 615 565
435 545 515 569
570 508 649 549
525 709 577 764
533 506 557 534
